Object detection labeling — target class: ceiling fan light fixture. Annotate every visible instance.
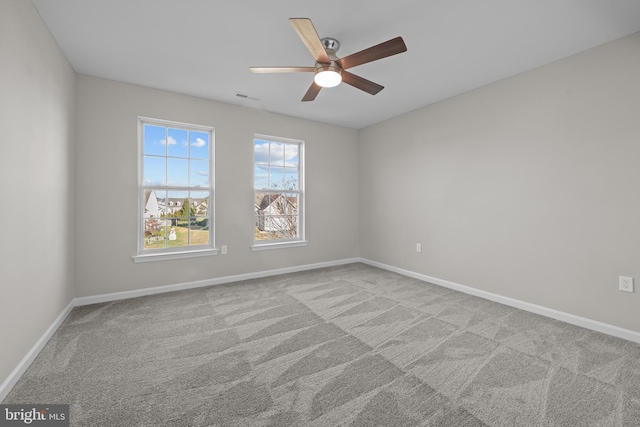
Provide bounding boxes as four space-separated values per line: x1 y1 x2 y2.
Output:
314 64 342 88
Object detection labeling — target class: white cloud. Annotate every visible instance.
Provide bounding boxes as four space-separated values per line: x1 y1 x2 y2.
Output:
191 138 206 148
158 136 177 146
284 145 298 161
254 142 298 166
254 144 270 163
197 170 208 176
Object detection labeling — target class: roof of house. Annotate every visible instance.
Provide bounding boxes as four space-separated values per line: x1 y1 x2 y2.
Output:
255 194 297 211
255 194 285 210
144 189 156 207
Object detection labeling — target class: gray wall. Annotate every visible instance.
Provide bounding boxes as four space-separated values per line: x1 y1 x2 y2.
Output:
74 75 359 297
359 32 640 332
0 1 76 385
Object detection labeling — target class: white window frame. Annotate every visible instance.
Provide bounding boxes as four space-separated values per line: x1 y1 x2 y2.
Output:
252 134 306 251
133 117 217 263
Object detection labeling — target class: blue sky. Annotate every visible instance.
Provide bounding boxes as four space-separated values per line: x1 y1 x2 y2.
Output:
143 125 210 189
144 129 300 194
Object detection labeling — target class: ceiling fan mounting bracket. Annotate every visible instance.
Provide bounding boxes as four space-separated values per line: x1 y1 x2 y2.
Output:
321 38 340 53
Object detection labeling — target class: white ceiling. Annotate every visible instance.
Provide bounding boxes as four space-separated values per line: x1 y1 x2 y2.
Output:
32 0 640 129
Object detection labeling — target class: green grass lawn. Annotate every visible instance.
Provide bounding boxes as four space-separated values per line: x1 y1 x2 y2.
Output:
255 227 282 241
144 224 209 250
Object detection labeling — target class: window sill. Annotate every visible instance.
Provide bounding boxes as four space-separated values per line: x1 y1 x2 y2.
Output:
251 241 308 251
132 248 219 263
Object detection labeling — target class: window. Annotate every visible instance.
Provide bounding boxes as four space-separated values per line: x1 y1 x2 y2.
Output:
134 117 215 262
253 135 305 249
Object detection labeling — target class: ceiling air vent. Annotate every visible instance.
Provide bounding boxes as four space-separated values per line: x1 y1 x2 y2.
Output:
235 92 259 101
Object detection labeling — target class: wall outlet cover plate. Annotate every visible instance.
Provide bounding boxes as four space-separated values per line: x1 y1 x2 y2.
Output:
619 276 634 293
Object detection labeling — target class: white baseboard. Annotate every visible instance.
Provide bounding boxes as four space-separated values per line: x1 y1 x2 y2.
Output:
74 258 361 306
0 300 75 402
358 258 640 345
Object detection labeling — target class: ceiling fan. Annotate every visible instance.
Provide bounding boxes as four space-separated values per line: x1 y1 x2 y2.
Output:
250 18 407 102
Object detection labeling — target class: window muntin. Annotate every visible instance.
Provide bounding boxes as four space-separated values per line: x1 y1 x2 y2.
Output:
253 135 304 245
139 118 214 255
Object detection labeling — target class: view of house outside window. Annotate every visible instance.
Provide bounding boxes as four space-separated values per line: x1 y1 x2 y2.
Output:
139 118 214 254
253 135 304 245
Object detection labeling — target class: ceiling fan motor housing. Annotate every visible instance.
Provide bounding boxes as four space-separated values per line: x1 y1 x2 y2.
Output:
314 38 342 87
321 37 340 53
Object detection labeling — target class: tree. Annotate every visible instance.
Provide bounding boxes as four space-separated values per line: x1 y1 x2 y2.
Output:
178 198 196 218
144 218 162 239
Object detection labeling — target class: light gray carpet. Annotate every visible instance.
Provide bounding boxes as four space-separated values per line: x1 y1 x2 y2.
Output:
4 263 640 426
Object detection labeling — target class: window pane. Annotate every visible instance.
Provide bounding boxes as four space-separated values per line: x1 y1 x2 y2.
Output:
266 215 287 239
284 169 298 190
284 144 298 167
285 215 298 238
255 192 274 212
190 131 209 159
255 192 274 240
190 160 209 187
143 125 167 156
190 190 209 246
189 216 209 246
167 128 188 158
167 158 188 186
167 222 187 248
144 217 167 250
262 215 297 239
144 189 165 219
166 190 187 217
269 194 285 215
144 156 166 186
254 215 269 241
283 193 298 215
254 165 268 189
166 189 189 248
255 191 267 208
255 215 288 241
190 190 209 217
269 166 284 189
155 190 167 219
270 142 285 166
254 140 269 165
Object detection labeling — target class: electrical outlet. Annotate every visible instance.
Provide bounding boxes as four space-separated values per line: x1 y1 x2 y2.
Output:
619 276 634 293
221 245 227 255
416 243 422 253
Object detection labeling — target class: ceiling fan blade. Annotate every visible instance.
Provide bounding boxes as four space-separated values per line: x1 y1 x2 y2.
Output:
250 66 315 73
290 18 330 64
302 82 322 102
341 71 384 95
337 36 407 70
